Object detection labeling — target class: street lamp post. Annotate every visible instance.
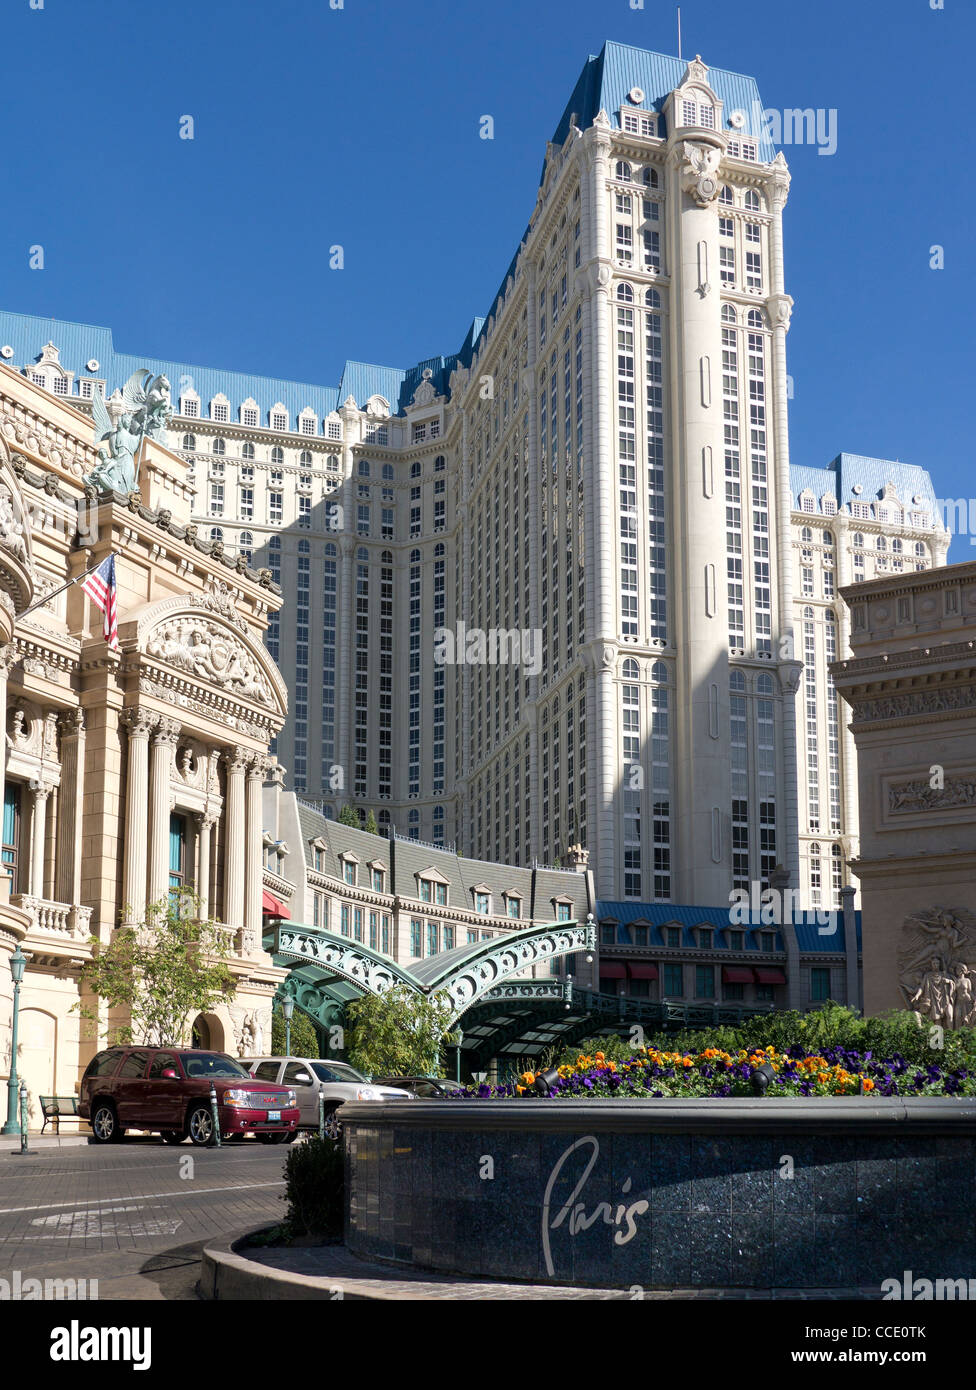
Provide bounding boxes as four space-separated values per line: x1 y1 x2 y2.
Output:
2 945 27 1136
280 993 294 1057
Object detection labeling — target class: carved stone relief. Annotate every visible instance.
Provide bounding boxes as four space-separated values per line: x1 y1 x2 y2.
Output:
889 776 976 814
899 907 976 1030
146 619 272 705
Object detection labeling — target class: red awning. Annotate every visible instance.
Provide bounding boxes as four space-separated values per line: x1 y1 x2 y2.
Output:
755 968 786 985
598 963 627 980
722 966 756 985
628 963 659 980
262 890 290 919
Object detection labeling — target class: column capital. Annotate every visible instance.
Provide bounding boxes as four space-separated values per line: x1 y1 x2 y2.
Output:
222 745 252 774
28 777 54 801
767 292 794 332
151 716 182 746
194 809 220 831
121 706 160 739
0 644 18 680
57 708 86 738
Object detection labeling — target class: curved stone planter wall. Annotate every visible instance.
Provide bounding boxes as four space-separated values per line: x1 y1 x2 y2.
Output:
341 1098 976 1291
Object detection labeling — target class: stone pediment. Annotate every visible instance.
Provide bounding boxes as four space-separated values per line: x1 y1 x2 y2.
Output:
124 589 288 721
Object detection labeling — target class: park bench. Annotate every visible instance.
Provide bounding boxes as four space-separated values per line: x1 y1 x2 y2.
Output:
39 1096 83 1134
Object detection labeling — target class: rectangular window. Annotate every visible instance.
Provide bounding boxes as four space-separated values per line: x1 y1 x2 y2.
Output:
663 963 683 997
695 964 715 999
811 967 831 1002
2 783 21 893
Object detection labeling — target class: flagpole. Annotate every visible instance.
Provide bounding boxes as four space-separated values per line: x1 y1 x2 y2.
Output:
13 552 119 626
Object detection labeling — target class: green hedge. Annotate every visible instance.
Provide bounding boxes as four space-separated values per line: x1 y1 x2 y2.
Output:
282 1137 344 1238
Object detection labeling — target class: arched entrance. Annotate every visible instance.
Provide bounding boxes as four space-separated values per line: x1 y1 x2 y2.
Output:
191 1013 225 1051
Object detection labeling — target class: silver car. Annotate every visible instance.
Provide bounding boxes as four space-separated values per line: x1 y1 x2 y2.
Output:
242 1057 413 1139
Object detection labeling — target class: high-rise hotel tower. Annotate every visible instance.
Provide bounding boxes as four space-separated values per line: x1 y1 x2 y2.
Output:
0 43 946 909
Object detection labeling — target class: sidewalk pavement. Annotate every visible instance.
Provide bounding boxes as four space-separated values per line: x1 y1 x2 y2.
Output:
0 1133 91 1151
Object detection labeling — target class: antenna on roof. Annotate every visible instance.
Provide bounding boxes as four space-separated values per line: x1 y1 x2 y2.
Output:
677 7 682 60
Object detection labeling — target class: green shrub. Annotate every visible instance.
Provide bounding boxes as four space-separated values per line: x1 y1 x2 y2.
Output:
271 1007 321 1059
283 1137 344 1238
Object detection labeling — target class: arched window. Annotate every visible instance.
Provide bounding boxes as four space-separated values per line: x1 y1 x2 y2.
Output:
616 283 634 302
209 527 223 542
300 450 312 466
645 287 661 309
358 460 370 477
299 538 310 555
356 546 367 562
876 535 887 551
382 463 395 480
410 461 421 478
745 189 763 211
212 437 226 456
410 549 420 563
650 660 669 683
239 531 253 561
324 542 336 557
271 446 284 465
241 441 255 461
434 542 444 557
822 530 834 547
853 533 864 548
719 185 734 206
730 669 746 692
803 605 815 620
622 657 640 680
181 433 196 451
757 673 774 695
892 537 903 554
615 160 632 181
747 308 766 328
381 549 393 564
642 166 659 189
721 304 736 323
434 455 446 471
915 541 927 557
269 535 281 551
801 527 813 543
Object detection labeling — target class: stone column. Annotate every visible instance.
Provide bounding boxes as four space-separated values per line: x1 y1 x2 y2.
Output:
222 747 248 928
0 647 14 893
121 708 158 923
55 710 86 907
244 755 264 945
148 718 180 905
194 812 217 920
29 780 52 899
767 160 800 895
665 130 731 905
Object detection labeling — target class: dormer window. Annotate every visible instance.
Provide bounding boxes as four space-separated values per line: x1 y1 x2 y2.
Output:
697 927 713 949
553 897 573 922
181 391 200 418
340 855 358 887
667 926 681 947
371 864 385 893
270 404 288 432
475 891 490 916
299 408 318 436
326 415 342 440
504 893 522 919
211 395 230 423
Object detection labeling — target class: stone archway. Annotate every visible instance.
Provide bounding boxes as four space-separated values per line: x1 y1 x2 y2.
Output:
191 1012 225 1051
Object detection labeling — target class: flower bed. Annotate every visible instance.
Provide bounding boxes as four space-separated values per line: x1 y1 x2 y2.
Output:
449 1044 976 1099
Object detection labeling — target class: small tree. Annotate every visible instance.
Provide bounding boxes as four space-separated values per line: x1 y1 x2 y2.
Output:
338 804 360 829
76 890 236 1048
271 1004 320 1058
346 984 458 1077
363 809 379 837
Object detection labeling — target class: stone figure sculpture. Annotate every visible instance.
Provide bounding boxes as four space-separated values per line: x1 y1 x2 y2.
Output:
899 907 976 1029
85 370 173 494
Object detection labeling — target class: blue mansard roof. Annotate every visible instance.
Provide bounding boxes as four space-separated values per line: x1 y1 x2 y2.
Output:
595 901 861 954
790 454 941 520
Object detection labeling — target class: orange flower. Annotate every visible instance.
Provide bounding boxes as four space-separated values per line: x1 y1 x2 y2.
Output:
862 1077 875 1092
595 1052 605 1061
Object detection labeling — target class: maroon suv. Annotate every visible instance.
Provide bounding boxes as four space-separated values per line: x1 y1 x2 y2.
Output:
79 1047 300 1146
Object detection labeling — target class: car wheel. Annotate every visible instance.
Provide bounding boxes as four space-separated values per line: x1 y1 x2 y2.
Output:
186 1105 217 1147
284 1130 299 1144
323 1107 342 1142
91 1102 121 1144
161 1131 185 1145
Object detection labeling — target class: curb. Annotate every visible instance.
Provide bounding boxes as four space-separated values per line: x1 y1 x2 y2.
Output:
199 1229 382 1301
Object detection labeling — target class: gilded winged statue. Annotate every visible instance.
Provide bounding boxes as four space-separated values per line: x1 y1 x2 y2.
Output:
85 370 174 494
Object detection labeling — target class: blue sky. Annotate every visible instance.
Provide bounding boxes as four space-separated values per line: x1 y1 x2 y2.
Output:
0 0 972 540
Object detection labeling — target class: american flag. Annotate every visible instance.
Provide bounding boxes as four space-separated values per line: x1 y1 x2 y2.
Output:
81 554 120 651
